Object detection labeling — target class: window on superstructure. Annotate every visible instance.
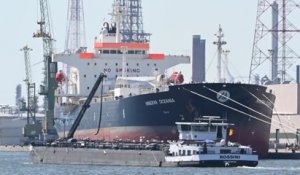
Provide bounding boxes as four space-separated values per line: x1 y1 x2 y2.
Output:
147 63 150 66
128 50 134 54
135 50 143 54
110 50 117 54
103 50 109 54
105 63 108 66
87 86 90 90
136 63 139 66
182 150 186 156
84 74 86 78
87 62 90 66
193 125 208 132
117 50 122 54
126 63 129 66
187 150 191 156
94 63 97 66
94 75 97 78
181 125 191 131
209 126 217 132
154 63 157 67
99 50 103 54
115 63 118 66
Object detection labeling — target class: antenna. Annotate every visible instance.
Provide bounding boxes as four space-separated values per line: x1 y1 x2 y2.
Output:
223 50 232 82
249 0 300 84
213 25 227 83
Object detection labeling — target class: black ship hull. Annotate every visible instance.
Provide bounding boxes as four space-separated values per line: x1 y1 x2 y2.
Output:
55 83 275 158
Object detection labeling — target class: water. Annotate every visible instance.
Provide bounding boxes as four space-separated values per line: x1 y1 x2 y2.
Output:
1 152 300 175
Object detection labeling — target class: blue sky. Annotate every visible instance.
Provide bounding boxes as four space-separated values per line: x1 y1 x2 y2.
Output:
0 0 266 105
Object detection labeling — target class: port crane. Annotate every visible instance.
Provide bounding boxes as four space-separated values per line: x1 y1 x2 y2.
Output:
21 45 42 141
21 45 35 121
33 0 58 142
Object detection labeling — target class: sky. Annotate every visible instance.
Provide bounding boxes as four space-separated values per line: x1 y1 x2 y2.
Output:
0 0 280 105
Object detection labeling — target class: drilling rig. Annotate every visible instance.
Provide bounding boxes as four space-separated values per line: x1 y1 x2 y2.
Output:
33 0 58 142
21 45 42 142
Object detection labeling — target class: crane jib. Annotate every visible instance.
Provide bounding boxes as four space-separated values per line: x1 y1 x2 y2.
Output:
66 73 106 139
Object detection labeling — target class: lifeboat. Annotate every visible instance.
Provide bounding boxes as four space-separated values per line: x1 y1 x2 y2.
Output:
168 72 184 84
55 70 66 84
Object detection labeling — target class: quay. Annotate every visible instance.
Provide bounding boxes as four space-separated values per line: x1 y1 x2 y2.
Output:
268 148 300 159
0 145 29 152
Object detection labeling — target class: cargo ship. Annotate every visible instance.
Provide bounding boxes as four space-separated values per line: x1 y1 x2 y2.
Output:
53 0 275 158
31 117 258 167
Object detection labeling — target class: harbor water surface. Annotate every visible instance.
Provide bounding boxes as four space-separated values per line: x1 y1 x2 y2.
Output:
1 152 299 175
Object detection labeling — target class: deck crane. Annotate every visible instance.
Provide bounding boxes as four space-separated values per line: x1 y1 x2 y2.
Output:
66 73 106 139
21 45 42 141
33 0 58 142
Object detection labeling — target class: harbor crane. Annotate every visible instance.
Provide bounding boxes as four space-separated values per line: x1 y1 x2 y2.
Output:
33 0 58 142
21 45 42 141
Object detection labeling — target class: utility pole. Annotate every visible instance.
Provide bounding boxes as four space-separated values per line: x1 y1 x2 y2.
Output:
33 0 58 142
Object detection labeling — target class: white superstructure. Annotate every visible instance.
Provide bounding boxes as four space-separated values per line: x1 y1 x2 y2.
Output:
54 12 189 103
164 117 258 167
